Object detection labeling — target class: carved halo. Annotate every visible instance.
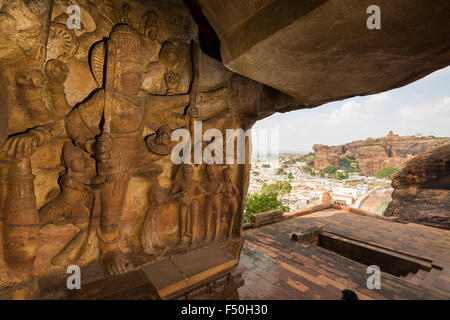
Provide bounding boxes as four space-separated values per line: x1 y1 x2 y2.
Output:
89 40 106 87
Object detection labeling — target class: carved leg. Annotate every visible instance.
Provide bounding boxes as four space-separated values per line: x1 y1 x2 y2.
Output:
227 200 238 239
213 201 221 241
204 202 213 242
190 200 199 246
99 173 134 275
51 229 87 266
179 205 188 244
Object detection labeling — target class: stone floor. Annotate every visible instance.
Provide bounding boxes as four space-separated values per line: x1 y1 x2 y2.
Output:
237 208 450 300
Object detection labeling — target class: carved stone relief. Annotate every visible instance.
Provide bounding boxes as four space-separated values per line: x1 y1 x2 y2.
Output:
0 0 251 299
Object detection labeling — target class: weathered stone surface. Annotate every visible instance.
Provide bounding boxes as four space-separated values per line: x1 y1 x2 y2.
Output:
198 0 450 106
384 143 450 230
0 0 255 299
312 131 450 176
0 0 449 299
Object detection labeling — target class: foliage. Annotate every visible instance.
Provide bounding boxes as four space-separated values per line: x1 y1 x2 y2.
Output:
261 181 292 196
321 166 337 174
329 171 348 180
302 166 316 176
288 172 294 181
276 167 286 175
374 166 400 179
244 192 290 223
318 165 348 180
340 156 360 173
298 152 316 163
262 164 271 168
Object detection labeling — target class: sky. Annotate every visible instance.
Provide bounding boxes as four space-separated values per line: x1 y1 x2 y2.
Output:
252 66 450 154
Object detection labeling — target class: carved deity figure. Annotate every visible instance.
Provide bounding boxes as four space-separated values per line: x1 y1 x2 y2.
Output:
203 165 222 242
221 166 239 239
171 164 206 247
2 25 189 275
38 141 94 266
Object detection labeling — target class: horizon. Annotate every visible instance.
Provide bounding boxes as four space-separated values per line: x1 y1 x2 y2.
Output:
252 66 450 153
274 132 449 155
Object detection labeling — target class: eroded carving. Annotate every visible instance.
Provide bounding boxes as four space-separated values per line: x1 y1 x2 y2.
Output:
203 165 222 243
39 141 94 266
222 166 239 239
0 0 247 299
171 164 206 248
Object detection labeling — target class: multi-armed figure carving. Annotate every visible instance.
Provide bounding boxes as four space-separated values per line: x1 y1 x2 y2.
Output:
2 24 189 275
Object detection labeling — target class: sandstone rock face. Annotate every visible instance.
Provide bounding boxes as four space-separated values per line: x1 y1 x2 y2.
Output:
197 0 450 106
312 132 450 176
0 0 449 299
384 143 450 230
1 0 295 299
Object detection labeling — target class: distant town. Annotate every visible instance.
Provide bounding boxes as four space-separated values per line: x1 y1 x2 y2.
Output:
248 152 393 217
246 131 450 219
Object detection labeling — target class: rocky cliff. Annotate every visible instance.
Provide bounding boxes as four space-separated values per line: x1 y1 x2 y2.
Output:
312 131 450 176
384 143 450 230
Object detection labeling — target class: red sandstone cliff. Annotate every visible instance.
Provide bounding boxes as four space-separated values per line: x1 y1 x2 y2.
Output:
384 143 450 230
312 131 450 176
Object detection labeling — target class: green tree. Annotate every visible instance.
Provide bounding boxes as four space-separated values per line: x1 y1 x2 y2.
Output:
298 152 316 163
262 164 270 168
374 166 400 179
332 171 348 180
261 181 293 196
276 167 286 175
322 166 337 174
302 166 316 176
288 172 294 181
244 192 290 223
340 156 359 173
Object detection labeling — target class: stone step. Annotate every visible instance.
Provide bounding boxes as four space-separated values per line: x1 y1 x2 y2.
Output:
412 269 429 281
405 272 415 280
422 267 441 287
407 269 428 285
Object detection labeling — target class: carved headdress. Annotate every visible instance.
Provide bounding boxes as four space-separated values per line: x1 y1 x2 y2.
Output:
89 24 143 87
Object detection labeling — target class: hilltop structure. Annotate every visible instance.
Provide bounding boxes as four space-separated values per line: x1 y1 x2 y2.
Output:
312 131 450 176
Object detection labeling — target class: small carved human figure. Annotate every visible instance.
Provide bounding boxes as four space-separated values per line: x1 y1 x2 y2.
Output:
221 166 239 239
203 165 222 242
171 164 206 247
136 165 165 255
39 141 94 266
15 59 70 122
